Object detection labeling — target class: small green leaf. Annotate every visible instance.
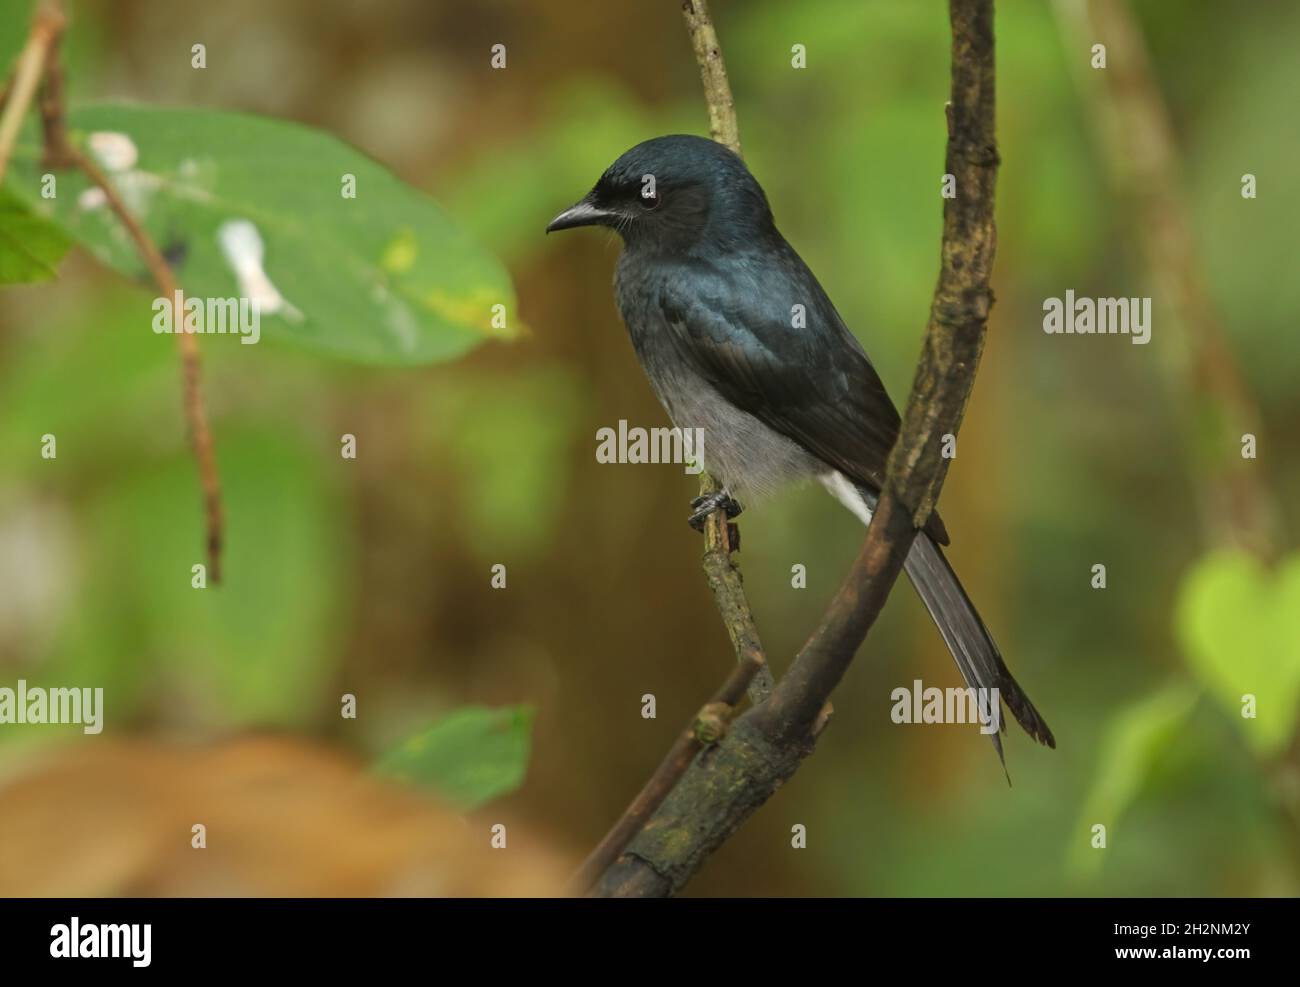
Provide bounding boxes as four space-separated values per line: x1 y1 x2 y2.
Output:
1069 683 1197 877
4 104 516 364
1175 550 1300 754
376 705 534 810
0 189 71 283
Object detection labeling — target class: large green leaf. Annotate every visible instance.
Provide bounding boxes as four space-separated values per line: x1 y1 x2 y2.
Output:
0 188 71 283
1175 550 1300 754
3 104 516 364
376 705 534 810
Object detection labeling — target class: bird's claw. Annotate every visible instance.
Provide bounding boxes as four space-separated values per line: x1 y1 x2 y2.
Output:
688 491 743 532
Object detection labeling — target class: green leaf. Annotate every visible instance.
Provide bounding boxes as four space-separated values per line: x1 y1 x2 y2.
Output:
0 189 71 283
375 705 534 810
4 104 516 364
1069 683 1197 877
1175 550 1300 754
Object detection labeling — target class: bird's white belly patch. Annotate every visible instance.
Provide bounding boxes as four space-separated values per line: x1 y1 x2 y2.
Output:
645 355 821 501
820 471 874 526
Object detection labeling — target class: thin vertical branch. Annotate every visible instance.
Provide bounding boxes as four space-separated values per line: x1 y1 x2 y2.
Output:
681 0 771 704
681 0 742 157
66 146 226 583
0 1 64 182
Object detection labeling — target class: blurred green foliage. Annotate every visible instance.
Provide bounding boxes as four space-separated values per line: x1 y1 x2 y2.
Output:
1 292 349 726
376 704 534 810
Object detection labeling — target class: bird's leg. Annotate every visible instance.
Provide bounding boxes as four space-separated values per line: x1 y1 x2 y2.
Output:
688 489 743 532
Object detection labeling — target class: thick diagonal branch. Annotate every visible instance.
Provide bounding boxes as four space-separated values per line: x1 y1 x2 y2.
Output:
764 0 999 738
592 0 1000 897
567 651 762 895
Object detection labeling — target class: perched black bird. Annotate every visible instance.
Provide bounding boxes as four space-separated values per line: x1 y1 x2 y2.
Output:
548 135 1054 759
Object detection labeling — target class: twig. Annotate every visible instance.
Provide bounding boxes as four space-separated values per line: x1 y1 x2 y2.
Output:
0 1 64 182
567 650 762 896
18 0 225 582
681 0 742 156
68 146 225 582
700 531 772 702
36 30 72 168
591 0 1001 897
681 0 772 705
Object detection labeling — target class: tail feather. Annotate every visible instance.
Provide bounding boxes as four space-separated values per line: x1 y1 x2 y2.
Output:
819 472 1055 763
903 532 1056 754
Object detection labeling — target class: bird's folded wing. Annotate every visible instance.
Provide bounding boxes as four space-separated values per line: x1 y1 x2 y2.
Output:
658 257 950 544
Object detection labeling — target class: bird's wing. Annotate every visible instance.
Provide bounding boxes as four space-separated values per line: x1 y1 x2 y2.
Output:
658 248 950 543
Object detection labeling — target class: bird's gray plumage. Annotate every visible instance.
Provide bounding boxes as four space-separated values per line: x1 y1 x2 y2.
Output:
549 134 1054 757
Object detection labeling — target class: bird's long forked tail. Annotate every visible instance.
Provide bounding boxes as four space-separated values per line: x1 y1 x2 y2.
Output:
902 531 1056 768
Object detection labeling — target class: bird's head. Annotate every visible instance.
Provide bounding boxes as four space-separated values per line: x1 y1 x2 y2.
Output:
546 134 774 252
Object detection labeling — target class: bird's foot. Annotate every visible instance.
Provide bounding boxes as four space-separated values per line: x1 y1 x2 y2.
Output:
688 490 743 532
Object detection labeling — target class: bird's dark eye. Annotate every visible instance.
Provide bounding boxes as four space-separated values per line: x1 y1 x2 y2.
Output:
637 174 661 210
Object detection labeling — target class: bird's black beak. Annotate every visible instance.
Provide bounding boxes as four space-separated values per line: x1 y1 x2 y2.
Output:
546 195 615 234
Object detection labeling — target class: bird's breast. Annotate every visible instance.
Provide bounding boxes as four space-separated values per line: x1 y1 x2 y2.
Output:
612 258 820 499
